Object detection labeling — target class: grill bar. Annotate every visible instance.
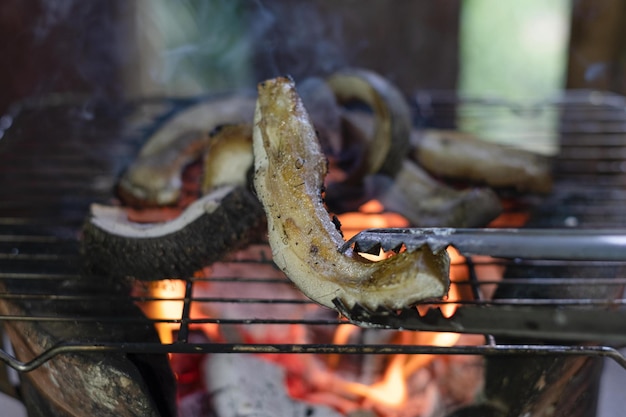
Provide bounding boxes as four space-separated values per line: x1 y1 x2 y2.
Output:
343 227 626 261
335 300 626 344
0 91 626 375
3 342 625 374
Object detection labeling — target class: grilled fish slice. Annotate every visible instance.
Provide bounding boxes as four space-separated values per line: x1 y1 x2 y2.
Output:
370 159 502 228
83 118 264 281
252 77 450 310
413 129 553 194
117 96 256 207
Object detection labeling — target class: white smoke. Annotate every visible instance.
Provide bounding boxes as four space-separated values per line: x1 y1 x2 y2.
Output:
33 0 76 41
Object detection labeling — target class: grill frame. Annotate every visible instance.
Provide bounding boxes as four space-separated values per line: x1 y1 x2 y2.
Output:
0 90 625 376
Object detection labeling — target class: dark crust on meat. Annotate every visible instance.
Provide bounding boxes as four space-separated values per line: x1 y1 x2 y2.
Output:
81 187 265 280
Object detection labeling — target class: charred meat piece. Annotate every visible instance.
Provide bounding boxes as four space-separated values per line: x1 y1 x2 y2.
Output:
82 185 265 280
137 94 255 158
83 104 263 281
371 159 503 228
201 124 253 194
413 129 553 194
323 68 413 211
296 76 344 156
118 95 256 207
117 130 211 207
252 76 450 310
326 68 412 179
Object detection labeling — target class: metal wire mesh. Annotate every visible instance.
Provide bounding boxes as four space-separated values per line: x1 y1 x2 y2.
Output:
0 91 625 373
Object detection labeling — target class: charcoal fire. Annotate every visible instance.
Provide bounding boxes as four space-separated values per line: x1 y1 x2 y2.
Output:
138 229 491 417
11 65 612 417
85 70 556 417
4 5 626 410
125 73 533 416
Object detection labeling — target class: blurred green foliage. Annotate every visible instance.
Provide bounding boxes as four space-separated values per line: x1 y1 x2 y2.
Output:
459 0 571 99
149 0 251 94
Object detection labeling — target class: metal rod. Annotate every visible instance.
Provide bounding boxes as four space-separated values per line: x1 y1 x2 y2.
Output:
2 342 624 373
464 256 497 346
344 228 626 261
177 280 194 343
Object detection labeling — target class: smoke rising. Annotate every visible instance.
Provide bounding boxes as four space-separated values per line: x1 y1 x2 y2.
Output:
246 0 349 83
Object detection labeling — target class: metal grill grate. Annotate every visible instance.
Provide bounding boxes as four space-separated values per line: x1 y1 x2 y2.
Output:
0 91 626 373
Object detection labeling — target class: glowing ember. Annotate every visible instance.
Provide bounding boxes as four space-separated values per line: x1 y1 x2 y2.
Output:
338 199 410 240
329 331 462 411
441 247 468 319
133 279 185 344
360 199 386 213
488 200 530 228
115 109 537 415
131 192 520 416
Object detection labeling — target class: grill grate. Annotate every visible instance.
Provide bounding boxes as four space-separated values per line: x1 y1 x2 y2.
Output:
0 91 625 373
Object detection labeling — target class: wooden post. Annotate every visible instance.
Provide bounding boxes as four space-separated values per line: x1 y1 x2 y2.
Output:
566 0 626 93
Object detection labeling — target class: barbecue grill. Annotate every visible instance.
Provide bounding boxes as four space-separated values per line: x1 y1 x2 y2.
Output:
1 90 625 416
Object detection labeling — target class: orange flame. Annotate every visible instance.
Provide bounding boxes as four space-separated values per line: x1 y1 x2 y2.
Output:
338 199 410 241
134 279 186 344
138 196 498 414
326 330 462 410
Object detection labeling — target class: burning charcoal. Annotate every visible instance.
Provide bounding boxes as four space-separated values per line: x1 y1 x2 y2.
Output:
190 243 323 345
0 277 176 417
177 391 216 417
252 76 449 311
204 354 343 417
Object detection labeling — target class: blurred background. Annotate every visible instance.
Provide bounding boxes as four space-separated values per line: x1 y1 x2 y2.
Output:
0 1 625 416
0 0 624 115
